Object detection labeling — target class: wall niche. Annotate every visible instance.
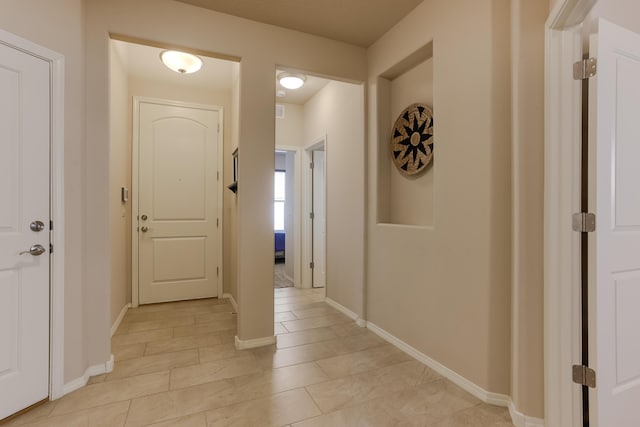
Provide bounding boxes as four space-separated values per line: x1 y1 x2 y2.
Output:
377 42 434 227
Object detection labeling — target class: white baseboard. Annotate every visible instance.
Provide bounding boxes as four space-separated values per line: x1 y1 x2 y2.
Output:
62 354 114 396
110 303 131 337
508 400 545 427
325 297 365 328
222 293 238 312
235 335 276 350
365 321 511 404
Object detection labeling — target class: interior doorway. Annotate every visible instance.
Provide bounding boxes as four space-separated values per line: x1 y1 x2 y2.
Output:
108 37 237 311
273 149 297 288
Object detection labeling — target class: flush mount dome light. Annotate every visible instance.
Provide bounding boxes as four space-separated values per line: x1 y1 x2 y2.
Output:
278 72 306 90
160 50 203 74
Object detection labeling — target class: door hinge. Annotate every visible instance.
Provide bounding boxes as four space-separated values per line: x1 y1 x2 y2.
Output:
310 162 314 169
309 262 314 269
309 212 314 220
50 220 53 231
574 58 597 80
216 267 219 276
217 171 219 181
572 212 596 232
573 365 596 388
216 218 219 228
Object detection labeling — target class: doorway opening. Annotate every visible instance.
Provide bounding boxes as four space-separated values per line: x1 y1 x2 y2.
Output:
273 67 363 294
273 150 296 288
108 36 239 318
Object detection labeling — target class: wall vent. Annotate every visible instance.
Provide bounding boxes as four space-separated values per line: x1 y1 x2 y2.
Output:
275 104 285 119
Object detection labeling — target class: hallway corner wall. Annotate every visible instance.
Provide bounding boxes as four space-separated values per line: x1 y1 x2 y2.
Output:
366 0 512 397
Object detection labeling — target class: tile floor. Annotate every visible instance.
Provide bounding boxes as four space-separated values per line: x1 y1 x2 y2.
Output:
5 287 514 427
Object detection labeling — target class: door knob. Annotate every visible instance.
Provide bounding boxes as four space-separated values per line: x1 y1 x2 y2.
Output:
141 214 148 221
19 244 46 256
140 226 149 233
30 221 45 232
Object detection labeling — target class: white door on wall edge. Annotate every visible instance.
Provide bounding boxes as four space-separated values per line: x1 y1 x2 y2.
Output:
0 42 51 419
137 100 220 304
588 19 640 427
312 149 326 288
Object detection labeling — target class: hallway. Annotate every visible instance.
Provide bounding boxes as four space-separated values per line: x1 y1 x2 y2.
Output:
6 288 513 426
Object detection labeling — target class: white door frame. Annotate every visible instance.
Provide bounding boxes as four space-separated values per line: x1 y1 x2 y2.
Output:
544 1 597 426
131 97 224 307
275 145 303 288
303 136 327 289
0 29 66 401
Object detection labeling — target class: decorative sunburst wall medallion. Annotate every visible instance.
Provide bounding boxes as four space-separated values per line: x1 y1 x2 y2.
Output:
391 103 434 176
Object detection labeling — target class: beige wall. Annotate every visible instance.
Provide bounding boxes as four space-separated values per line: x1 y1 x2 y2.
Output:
0 0 88 382
224 63 240 304
585 0 640 35
303 81 366 316
510 0 547 418
276 103 304 148
366 0 512 396
388 58 434 226
85 0 367 351
109 42 131 327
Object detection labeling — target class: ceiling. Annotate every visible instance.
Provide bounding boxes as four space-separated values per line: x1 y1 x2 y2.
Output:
112 40 332 105
112 40 236 92
174 0 424 47
276 71 330 105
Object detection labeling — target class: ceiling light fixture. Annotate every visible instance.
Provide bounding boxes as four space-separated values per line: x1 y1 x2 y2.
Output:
160 50 203 74
278 72 306 90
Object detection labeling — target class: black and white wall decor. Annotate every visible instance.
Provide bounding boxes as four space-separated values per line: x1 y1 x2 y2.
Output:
390 103 434 176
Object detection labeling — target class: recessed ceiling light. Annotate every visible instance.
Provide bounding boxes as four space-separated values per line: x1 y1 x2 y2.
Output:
160 50 203 74
278 72 306 90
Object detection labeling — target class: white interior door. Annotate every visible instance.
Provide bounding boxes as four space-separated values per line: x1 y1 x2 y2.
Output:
312 150 325 288
0 42 50 419
138 100 219 304
588 19 640 427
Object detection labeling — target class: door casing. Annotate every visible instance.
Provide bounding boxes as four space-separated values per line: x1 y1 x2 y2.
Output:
131 97 224 307
0 29 66 401
303 136 327 289
544 1 598 426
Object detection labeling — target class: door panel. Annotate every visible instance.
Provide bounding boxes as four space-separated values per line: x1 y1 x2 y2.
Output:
138 101 219 304
0 42 50 419
589 19 640 427
312 150 325 288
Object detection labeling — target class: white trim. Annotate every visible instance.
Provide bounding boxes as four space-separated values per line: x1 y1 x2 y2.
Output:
0 29 66 402
544 1 595 427
303 136 327 289
365 320 545 426
110 304 131 337
62 355 114 396
222 293 238 312
365 321 510 406
325 297 365 327
276 145 303 288
131 97 224 306
234 335 276 350
509 400 546 427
